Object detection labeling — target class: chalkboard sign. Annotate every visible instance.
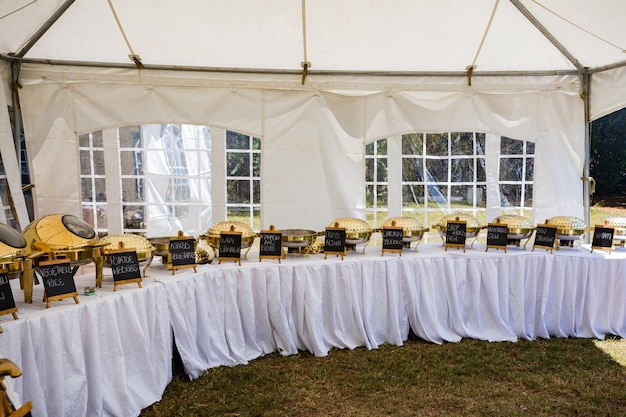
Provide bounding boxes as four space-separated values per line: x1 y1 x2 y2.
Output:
0 270 18 320
169 236 196 274
591 226 614 254
486 223 509 252
381 227 404 256
532 225 557 253
445 221 467 252
324 227 346 260
218 232 242 265
38 260 79 308
259 228 283 263
109 250 143 291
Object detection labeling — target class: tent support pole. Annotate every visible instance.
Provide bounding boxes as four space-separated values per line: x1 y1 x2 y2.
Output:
581 72 592 241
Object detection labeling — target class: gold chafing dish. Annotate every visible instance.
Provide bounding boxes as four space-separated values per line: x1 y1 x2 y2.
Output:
0 223 34 303
100 234 154 277
601 216 626 247
545 216 588 249
327 217 372 253
204 221 257 260
281 229 320 256
491 215 535 249
23 214 105 287
147 235 211 268
432 212 485 248
379 217 429 251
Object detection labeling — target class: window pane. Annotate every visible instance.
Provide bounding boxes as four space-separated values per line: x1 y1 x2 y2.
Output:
377 139 387 155
524 184 533 207
500 158 523 181
500 184 521 206
402 184 424 207
451 185 472 205
501 137 523 155
79 134 90 148
227 180 250 204
425 159 448 182
402 133 423 155
252 153 261 177
253 180 260 204
122 178 143 202
525 158 534 181
451 158 473 182
93 150 105 175
91 131 103 148
376 184 388 206
366 184 375 207
427 184 448 206
526 142 535 154
227 153 250 177
123 205 145 229
365 142 375 156
476 133 486 155
376 158 388 182
365 158 375 182
252 137 261 151
451 132 473 155
402 158 423 182
81 178 92 201
426 133 448 156
477 158 486 182
95 178 106 202
80 150 92 174
226 131 249 149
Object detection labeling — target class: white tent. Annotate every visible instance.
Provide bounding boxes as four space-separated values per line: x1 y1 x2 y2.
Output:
2 0 626 231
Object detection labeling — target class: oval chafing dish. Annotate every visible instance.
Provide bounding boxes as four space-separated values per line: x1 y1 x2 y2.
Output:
491 214 535 249
100 234 154 277
432 212 485 248
379 217 429 251
545 216 588 249
204 221 257 260
327 217 372 253
281 229 320 256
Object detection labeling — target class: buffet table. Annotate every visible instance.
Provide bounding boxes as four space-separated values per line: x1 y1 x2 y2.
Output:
0 242 624 416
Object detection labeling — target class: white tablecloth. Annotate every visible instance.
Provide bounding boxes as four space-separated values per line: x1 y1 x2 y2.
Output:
0 242 624 416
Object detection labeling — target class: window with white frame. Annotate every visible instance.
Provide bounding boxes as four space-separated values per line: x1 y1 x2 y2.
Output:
365 139 388 228
79 131 108 236
225 131 261 230
365 132 534 240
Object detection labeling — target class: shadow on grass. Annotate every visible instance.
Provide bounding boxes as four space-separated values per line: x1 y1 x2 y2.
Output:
142 332 626 417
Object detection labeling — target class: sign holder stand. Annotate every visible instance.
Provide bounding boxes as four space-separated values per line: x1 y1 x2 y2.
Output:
532 223 557 254
591 224 615 254
444 220 467 252
381 223 404 257
110 243 143 291
485 221 508 253
0 269 17 320
39 259 79 308
259 225 283 263
218 226 243 266
169 231 197 275
324 225 346 260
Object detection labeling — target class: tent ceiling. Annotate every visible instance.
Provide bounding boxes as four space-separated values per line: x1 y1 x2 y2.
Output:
2 0 626 75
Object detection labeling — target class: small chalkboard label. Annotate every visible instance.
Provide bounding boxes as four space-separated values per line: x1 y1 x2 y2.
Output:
486 223 509 252
38 260 79 308
445 221 467 251
591 226 614 253
169 237 197 267
219 232 242 265
109 249 143 290
381 227 404 256
0 271 18 319
532 225 557 253
324 227 346 259
259 227 283 262
110 251 141 281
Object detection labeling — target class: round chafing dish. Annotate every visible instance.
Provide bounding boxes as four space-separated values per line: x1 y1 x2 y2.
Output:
381 217 429 251
545 216 588 249
23 213 105 287
601 216 626 247
204 221 257 260
281 229 319 255
100 234 154 276
0 223 34 303
147 235 212 267
328 217 372 252
432 212 485 248
23 214 101 264
491 215 535 249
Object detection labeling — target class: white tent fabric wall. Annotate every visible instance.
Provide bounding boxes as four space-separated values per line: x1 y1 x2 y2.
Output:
17 65 584 229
